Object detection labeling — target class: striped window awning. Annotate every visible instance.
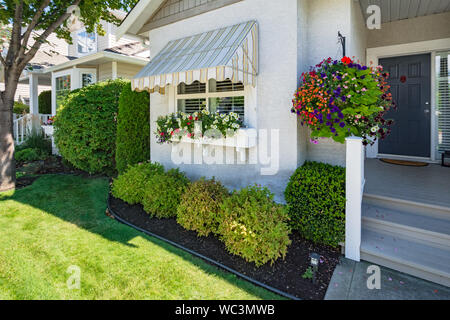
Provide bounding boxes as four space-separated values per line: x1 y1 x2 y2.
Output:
132 20 258 93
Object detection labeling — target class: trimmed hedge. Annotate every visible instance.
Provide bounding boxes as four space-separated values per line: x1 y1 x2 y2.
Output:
219 185 291 267
111 162 165 205
142 168 190 219
115 83 150 174
13 102 29 114
53 79 128 175
177 178 229 237
38 90 52 114
284 161 345 247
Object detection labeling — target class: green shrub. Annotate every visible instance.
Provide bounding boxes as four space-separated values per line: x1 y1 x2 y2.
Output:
53 79 128 175
15 148 43 162
218 185 291 267
115 83 150 173
284 161 345 247
17 129 52 155
142 168 190 219
177 178 229 237
111 162 164 204
13 102 29 114
38 90 52 114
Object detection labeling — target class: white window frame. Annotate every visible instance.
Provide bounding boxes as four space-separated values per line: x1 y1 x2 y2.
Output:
79 68 97 87
175 80 248 126
76 28 97 57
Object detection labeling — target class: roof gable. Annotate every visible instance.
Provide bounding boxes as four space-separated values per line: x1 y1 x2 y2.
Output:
116 0 242 39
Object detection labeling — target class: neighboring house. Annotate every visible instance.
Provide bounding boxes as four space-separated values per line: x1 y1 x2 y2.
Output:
117 0 450 287
1 32 70 104
21 10 150 117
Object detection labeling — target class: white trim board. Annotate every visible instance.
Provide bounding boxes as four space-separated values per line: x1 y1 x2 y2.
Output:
366 38 450 162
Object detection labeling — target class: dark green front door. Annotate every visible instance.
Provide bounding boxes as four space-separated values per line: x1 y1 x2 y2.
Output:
379 54 431 157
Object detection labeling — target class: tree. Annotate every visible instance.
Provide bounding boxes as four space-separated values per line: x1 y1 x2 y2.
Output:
0 0 138 191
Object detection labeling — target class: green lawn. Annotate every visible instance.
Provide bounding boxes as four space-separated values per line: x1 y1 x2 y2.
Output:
0 174 280 300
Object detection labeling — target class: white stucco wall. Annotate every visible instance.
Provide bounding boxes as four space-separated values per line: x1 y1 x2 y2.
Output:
297 0 367 167
147 0 300 199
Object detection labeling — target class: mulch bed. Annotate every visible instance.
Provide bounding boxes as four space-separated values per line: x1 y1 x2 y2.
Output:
15 157 97 189
15 176 40 189
109 195 341 300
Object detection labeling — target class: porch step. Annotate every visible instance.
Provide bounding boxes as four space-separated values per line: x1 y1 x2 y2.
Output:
362 203 450 250
363 193 450 221
361 229 450 287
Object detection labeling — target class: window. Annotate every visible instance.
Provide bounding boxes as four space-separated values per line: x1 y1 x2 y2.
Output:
80 71 96 87
176 79 245 124
436 52 450 152
77 30 96 55
55 75 71 108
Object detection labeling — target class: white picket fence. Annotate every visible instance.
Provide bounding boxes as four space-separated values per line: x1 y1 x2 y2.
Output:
12 113 52 145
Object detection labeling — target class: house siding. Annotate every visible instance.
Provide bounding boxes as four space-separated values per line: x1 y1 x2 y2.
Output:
147 0 299 199
367 11 450 49
117 62 142 79
98 62 113 81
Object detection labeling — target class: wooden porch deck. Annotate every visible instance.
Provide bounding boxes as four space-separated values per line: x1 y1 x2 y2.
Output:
364 159 450 209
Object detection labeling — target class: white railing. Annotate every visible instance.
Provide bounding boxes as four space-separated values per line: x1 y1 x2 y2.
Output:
13 114 29 145
345 137 365 262
40 114 52 124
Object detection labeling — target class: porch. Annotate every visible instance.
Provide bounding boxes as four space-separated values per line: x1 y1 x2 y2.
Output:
364 158 450 208
359 158 450 287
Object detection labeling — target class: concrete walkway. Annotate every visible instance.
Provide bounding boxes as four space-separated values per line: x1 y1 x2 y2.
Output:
325 257 450 300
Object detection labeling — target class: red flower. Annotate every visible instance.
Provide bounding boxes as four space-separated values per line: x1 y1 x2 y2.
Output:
341 56 352 65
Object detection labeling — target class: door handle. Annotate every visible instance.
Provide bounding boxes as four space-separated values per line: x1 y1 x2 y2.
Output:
424 109 430 114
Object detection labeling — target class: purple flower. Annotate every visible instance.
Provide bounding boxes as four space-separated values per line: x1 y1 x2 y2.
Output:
341 96 347 102
339 122 346 128
331 127 336 133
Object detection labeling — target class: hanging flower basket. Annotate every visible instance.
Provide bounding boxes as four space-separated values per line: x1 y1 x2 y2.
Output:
292 57 395 145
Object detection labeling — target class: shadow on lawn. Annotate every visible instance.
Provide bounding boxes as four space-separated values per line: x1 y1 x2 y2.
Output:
0 174 279 299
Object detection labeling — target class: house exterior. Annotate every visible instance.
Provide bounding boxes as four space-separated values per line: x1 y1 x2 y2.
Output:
19 10 150 117
1 32 70 104
117 0 450 287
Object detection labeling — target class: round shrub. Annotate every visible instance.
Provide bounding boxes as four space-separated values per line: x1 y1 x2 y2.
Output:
38 90 52 114
177 178 229 237
116 83 150 173
218 185 291 267
111 162 164 204
13 102 29 114
142 168 190 219
284 161 345 247
53 79 128 175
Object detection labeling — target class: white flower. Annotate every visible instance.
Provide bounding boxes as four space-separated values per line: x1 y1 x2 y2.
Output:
371 126 379 133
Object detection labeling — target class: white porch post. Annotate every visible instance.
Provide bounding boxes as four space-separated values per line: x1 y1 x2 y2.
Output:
28 73 41 132
345 136 365 262
29 74 39 115
112 61 118 80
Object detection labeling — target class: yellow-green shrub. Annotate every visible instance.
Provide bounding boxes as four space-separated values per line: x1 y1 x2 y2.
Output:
177 178 229 237
111 162 164 204
218 185 291 266
142 169 190 218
